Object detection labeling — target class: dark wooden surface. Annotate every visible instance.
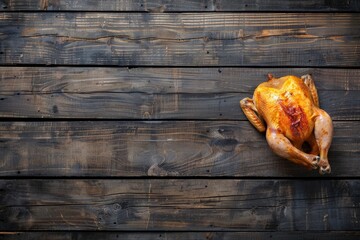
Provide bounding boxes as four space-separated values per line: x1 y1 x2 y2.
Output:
0 1 359 239
0 67 359 120
3 232 360 240
0 121 358 177
1 67 360 93
1 179 359 231
1 90 358 120
1 13 360 66
1 0 360 12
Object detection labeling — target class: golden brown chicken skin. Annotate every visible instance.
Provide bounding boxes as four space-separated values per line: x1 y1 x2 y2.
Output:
240 74 333 174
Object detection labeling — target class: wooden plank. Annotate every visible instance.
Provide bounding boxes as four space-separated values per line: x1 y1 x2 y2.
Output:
1 13 360 66
0 91 358 120
1 0 359 12
0 121 358 177
0 179 359 231
1 67 360 94
2 232 360 240
1 67 358 120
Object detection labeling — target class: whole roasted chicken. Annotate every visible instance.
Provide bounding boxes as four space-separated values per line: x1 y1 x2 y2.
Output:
240 74 333 174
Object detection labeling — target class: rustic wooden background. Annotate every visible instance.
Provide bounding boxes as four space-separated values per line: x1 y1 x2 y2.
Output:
0 0 360 239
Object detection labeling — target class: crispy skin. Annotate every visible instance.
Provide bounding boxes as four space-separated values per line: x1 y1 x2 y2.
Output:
253 75 316 143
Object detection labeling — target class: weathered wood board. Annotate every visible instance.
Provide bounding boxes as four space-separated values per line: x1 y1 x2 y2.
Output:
1 13 360 66
3 232 360 240
0 121 358 177
1 67 359 93
1 0 359 12
1 179 359 231
1 67 358 120
0 91 358 120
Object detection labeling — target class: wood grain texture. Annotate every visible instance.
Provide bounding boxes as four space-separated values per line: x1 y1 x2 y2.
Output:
1 67 358 120
1 13 360 66
1 67 358 119
1 67 359 94
0 2 359 239
2 231 360 240
0 121 358 177
1 0 359 12
0 179 359 231
0 91 358 120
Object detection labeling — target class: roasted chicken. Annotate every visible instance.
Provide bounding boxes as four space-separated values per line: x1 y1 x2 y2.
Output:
240 74 333 174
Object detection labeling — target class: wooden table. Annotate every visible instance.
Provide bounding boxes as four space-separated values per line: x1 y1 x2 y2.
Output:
0 1 359 239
